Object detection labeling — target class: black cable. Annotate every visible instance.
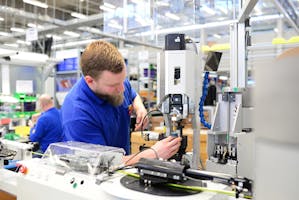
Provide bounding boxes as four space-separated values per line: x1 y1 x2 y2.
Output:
155 94 170 110
140 109 162 138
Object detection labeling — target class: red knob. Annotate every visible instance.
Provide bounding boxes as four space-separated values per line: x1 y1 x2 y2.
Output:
19 165 28 174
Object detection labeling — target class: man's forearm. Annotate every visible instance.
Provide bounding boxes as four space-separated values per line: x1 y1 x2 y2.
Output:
122 148 157 166
132 94 145 112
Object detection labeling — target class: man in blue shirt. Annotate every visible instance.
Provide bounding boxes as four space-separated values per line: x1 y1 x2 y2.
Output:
61 40 181 165
29 94 63 153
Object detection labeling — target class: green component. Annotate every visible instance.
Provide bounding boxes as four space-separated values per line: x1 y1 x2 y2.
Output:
233 87 238 92
4 133 20 141
14 93 37 102
73 183 78 189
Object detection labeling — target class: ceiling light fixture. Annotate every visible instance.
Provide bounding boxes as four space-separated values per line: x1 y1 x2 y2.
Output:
104 2 116 9
155 1 170 7
4 43 19 48
23 0 48 9
165 12 180 21
0 31 11 37
10 52 49 63
219 76 228 81
27 23 43 29
10 27 25 33
135 15 148 26
218 7 228 15
63 31 80 37
201 5 216 15
71 12 87 19
213 34 221 39
99 5 115 12
137 13 281 37
52 39 96 49
16 40 31 45
46 34 62 40
131 0 143 4
108 22 123 30
0 17 4 21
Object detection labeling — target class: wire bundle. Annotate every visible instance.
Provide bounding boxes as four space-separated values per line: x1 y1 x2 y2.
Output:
199 71 211 129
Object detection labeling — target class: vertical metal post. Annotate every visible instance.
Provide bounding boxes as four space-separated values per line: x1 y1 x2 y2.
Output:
230 23 247 89
191 114 200 169
237 23 246 88
230 23 238 89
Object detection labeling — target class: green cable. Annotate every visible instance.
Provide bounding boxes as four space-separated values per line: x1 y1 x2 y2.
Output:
118 170 140 178
32 151 45 157
117 170 252 199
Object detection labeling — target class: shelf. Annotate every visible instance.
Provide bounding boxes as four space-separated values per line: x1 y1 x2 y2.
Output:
139 77 157 81
56 70 79 75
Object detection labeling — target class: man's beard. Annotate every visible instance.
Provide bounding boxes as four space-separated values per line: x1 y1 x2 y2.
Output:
96 92 124 107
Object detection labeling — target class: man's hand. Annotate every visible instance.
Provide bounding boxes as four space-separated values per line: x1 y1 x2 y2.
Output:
151 136 182 159
133 94 149 131
29 113 41 128
134 107 148 131
122 136 182 166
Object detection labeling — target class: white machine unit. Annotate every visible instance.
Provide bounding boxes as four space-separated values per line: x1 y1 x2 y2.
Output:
0 139 34 162
16 141 125 200
158 47 202 169
13 141 247 200
206 88 254 179
164 50 200 101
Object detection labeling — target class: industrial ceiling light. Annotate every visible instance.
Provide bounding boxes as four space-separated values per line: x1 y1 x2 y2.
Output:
71 12 87 19
10 27 26 33
23 0 48 9
16 40 31 45
155 1 170 7
27 23 43 29
108 22 123 30
99 5 114 12
46 34 62 40
219 75 228 81
52 39 95 49
99 2 116 12
0 17 4 21
103 2 116 9
165 12 180 21
4 43 19 48
201 5 216 15
213 34 221 39
131 0 143 4
63 31 80 37
0 31 11 37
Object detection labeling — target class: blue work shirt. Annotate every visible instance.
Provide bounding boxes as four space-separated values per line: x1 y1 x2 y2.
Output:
29 108 63 153
61 77 136 154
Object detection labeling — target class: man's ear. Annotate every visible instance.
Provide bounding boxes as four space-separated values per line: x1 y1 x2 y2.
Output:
84 75 94 85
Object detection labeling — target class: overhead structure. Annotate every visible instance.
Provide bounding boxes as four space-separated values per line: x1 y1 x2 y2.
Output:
273 0 299 33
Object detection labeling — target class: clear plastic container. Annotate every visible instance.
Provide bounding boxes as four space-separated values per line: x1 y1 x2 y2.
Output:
43 141 125 175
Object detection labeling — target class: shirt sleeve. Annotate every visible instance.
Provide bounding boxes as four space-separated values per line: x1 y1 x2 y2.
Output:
124 78 137 102
29 118 45 142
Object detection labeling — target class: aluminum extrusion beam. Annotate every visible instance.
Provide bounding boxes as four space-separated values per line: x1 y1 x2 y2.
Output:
238 0 258 23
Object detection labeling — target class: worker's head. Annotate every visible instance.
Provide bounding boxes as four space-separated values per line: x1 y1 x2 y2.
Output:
81 40 126 106
38 94 54 112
